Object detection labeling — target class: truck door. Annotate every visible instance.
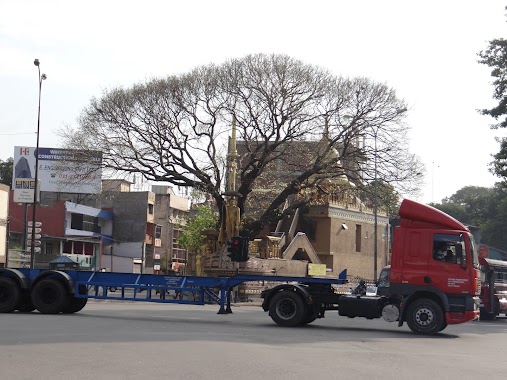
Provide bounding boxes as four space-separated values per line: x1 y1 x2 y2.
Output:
428 233 469 294
400 230 429 286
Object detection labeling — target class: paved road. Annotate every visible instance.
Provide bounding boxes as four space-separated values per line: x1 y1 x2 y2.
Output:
0 301 506 380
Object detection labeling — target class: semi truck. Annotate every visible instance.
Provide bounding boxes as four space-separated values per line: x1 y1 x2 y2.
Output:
0 199 480 335
478 256 507 320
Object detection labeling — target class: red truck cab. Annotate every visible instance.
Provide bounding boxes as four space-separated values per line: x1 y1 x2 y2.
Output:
390 199 481 329
260 199 479 335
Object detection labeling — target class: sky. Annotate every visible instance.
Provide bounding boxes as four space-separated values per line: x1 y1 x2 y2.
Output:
0 0 505 204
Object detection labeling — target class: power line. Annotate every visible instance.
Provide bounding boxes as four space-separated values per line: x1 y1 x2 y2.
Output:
0 132 36 136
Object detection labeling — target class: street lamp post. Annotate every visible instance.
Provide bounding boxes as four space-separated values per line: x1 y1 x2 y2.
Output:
30 58 46 269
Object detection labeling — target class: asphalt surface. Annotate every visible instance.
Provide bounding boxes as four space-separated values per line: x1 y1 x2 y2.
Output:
1 301 506 380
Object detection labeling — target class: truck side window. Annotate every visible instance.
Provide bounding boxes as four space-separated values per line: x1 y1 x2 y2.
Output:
433 234 460 264
433 241 448 262
377 268 390 287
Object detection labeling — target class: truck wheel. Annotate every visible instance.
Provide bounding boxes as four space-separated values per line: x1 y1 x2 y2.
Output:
17 292 36 313
32 279 70 314
62 297 88 313
406 298 445 335
480 308 496 320
269 290 306 327
0 277 21 313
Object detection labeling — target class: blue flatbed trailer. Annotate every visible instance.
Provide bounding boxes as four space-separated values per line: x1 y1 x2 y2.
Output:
0 268 348 321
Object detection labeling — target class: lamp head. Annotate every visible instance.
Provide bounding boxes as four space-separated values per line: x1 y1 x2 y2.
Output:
34 59 40 67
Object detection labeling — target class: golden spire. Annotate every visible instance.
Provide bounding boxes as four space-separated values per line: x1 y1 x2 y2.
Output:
227 116 240 192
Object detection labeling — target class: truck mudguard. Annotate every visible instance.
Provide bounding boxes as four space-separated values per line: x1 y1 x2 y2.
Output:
0 268 31 290
31 270 75 294
396 286 449 326
261 283 312 312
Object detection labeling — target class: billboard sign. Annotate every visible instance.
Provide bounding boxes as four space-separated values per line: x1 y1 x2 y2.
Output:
13 146 102 194
13 178 39 203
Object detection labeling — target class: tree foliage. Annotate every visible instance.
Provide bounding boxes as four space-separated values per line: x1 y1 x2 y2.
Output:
478 37 507 128
0 157 13 187
362 180 402 217
431 185 507 248
478 9 507 179
62 53 423 237
176 205 218 251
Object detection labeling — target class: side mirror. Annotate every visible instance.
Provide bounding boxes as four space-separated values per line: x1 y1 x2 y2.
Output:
456 245 466 269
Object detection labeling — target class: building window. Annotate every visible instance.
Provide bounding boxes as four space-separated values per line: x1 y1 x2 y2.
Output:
71 213 83 230
45 243 53 255
148 204 154 215
71 213 101 233
63 241 72 254
84 242 94 256
355 225 362 252
74 242 84 255
155 225 162 239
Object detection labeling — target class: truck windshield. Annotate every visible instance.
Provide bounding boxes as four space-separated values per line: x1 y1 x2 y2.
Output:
468 234 480 269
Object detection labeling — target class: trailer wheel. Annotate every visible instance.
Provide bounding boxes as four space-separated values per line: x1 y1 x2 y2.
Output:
62 297 88 313
269 290 306 327
0 277 21 313
17 292 36 313
32 279 70 314
406 298 444 335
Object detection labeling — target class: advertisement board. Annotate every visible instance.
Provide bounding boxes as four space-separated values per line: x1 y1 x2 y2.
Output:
12 146 102 194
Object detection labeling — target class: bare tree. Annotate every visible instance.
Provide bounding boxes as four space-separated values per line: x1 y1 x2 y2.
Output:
61 53 424 237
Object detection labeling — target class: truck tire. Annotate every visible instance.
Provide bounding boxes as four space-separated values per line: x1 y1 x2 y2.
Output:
17 292 36 313
269 290 306 327
481 299 500 321
32 279 70 314
62 297 88 313
406 298 445 335
479 308 496 320
0 277 21 313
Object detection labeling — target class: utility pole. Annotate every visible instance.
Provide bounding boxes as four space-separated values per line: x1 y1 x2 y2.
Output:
30 59 46 269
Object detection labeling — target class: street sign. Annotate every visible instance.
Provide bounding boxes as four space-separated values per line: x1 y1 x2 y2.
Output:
27 221 42 227
27 234 42 240
26 240 41 247
24 247 41 253
27 227 42 234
